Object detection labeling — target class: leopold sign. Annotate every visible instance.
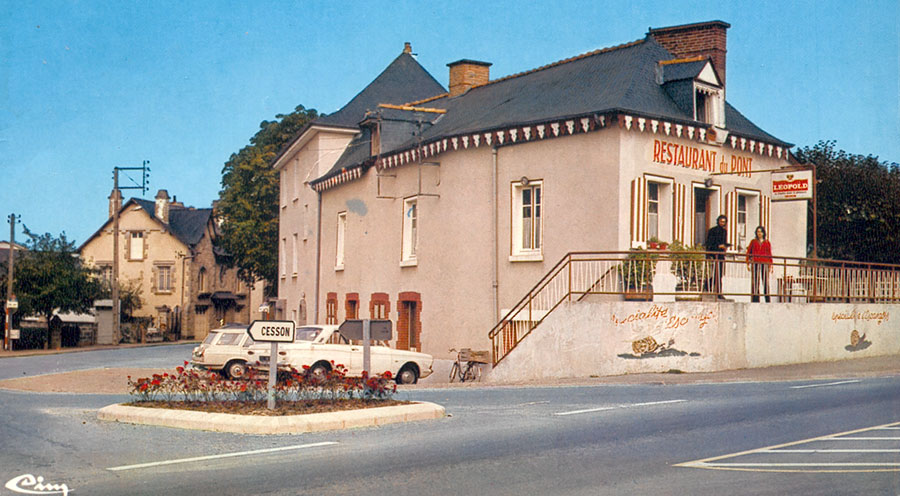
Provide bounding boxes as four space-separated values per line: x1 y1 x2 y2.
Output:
772 170 813 201
246 320 295 343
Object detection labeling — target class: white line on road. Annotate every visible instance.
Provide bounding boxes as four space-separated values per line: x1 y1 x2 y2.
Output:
760 449 900 453
824 437 900 441
676 421 900 473
107 442 339 471
554 399 686 416
790 380 860 389
700 462 900 468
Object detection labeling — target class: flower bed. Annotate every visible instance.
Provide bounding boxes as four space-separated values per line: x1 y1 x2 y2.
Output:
126 361 405 416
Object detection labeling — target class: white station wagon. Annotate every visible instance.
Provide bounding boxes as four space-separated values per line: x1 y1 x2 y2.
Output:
190 324 258 379
252 324 434 384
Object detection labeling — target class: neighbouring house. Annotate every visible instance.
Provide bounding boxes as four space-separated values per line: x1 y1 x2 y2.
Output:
80 189 265 342
273 21 808 358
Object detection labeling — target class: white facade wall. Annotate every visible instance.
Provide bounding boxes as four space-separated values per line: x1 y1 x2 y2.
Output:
279 122 806 360
489 301 898 382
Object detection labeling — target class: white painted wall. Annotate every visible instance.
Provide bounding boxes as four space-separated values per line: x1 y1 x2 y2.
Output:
489 301 898 382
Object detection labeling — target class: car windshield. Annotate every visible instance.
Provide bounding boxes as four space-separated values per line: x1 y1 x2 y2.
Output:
295 327 322 342
202 332 220 345
217 332 243 346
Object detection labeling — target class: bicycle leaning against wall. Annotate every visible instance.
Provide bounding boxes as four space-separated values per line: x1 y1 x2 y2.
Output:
448 348 490 383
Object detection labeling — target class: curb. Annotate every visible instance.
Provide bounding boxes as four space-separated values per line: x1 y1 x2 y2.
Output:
97 401 446 434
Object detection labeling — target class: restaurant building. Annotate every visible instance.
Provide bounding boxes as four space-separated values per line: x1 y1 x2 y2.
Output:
274 21 810 359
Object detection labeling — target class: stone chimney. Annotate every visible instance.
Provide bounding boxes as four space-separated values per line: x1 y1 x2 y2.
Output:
108 188 122 218
155 189 170 224
649 20 730 89
403 42 412 54
447 59 492 97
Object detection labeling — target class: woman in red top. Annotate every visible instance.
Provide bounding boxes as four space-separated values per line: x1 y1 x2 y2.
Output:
746 226 773 302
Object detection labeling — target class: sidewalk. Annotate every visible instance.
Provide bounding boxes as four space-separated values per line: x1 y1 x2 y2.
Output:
0 339 199 358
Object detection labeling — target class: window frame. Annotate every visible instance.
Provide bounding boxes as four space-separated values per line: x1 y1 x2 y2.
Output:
734 188 761 250
335 211 347 271
401 196 418 266
510 179 544 262
154 263 174 293
128 231 145 261
644 174 675 244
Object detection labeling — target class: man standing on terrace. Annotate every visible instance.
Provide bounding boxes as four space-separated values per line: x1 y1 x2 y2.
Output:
705 215 730 300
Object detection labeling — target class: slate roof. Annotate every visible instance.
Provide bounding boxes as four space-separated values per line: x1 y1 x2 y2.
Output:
315 52 446 129
133 199 212 247
661 59 708 83
312 33 791 186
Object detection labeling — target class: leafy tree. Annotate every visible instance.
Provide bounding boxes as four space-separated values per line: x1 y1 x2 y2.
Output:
796 140 900 264
216 104 319 295
11 227 103 347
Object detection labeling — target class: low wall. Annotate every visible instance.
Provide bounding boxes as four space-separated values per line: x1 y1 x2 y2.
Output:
488 301 898 383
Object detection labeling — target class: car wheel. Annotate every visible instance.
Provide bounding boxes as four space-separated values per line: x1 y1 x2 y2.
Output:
397 365 418 385
225 360 247 380
308 362 330 380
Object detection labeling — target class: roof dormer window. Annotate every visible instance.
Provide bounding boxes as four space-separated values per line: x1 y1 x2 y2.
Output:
694 82 724 128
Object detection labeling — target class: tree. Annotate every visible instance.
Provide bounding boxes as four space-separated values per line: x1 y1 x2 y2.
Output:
216 104 319 295
796 140 900 264
12 227 103 347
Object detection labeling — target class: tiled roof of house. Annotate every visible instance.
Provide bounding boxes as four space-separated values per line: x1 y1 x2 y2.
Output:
313 33 791 186
315 52 447 129
133 199 212 246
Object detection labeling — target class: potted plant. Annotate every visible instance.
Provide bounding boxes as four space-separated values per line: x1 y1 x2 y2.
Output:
618 248 657 300
667 240 706 297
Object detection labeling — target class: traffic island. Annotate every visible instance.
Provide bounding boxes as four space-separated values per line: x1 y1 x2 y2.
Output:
97 401 446 434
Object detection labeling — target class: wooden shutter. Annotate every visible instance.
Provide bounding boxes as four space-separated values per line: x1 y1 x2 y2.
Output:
630 177 647 246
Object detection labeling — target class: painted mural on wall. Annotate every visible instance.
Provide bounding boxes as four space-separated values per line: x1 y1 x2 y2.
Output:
611 304 710 359
831 308 888 353
846 329 872 352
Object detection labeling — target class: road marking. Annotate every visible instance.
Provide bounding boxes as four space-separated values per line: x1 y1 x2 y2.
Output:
676 421 900 473
701 463 900 468
759 449 900 453
107 442 339 471
554 399 685 416
790 380 860 389
825 437 900 440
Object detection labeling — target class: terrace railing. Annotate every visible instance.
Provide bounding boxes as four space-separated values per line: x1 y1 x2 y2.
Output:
488 250 900 366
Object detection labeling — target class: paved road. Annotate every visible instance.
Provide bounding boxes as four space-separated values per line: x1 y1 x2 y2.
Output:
1 348 899 495
0 343 195 380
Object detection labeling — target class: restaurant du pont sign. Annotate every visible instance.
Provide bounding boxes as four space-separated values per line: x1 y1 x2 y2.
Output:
771 170 813 201
651 139 755 178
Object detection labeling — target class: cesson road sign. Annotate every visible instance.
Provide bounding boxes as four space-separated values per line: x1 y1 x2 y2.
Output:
247 320 295 343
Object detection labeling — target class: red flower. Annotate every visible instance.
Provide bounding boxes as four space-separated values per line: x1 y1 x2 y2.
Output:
183 360 189 366
176 366 184 374
151 379 161 386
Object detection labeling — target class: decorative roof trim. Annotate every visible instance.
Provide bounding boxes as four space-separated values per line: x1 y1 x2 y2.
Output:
405 92 450 106
658 55 706 66
310 164 365 193
312 111 789 192
377 103 447 114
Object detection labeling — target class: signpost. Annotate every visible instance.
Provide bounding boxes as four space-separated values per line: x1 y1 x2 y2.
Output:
339 319 392 375
5 296 17 351
246 320 295 410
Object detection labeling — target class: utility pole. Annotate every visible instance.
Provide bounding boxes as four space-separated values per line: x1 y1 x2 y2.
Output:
5 213 20 351
111 161 149 344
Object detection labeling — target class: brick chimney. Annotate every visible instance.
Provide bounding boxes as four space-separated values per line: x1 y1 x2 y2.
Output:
108 188 122 218
649 20 730 89
155 189 170 224
447 59 492 97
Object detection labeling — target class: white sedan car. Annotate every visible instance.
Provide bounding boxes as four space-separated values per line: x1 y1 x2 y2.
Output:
251 324 434 385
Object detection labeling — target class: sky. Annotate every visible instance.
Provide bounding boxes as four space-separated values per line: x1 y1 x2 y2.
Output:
2 0 898 245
